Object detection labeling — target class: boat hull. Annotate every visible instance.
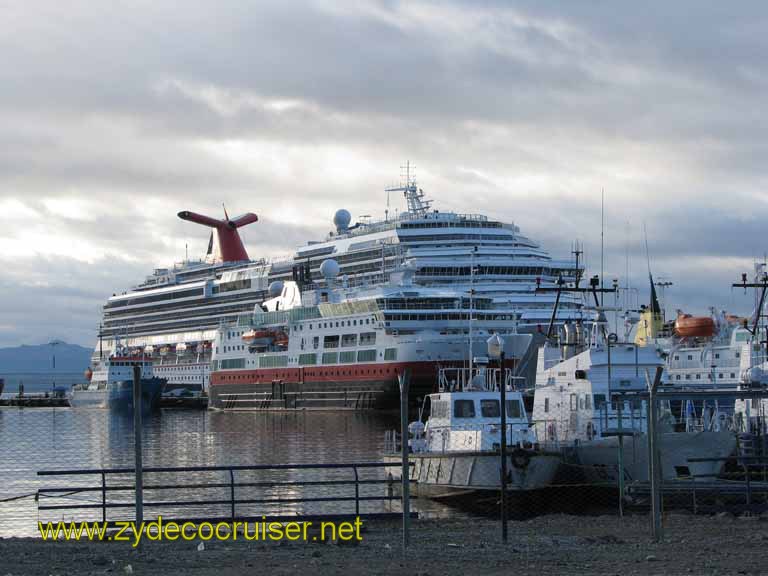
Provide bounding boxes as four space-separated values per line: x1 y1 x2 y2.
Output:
384 450 562 495
71 378 163 413
569 431 737 483
208 361 446 411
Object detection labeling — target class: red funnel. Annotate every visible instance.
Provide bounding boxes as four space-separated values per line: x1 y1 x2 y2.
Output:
178 210 258 262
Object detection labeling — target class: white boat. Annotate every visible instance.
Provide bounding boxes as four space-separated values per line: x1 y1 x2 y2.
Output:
384 362 561 499
531 312 737 484
210 262 533 410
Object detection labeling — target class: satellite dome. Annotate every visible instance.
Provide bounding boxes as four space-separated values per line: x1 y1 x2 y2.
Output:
333 209 352 233
268 280 284 297
320 259 340 279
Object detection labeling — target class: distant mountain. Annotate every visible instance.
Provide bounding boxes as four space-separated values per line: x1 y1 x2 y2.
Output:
0 342 92 372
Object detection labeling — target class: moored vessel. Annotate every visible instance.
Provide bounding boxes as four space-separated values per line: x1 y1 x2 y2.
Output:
71 355 164 413
209 262 532 410
384 363 561 501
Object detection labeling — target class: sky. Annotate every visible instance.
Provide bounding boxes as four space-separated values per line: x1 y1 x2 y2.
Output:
1 0 767 347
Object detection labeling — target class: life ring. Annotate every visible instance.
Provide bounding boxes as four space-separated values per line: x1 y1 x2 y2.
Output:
511 448 531 469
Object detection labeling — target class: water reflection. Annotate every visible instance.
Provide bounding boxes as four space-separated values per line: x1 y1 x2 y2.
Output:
1 408 456 536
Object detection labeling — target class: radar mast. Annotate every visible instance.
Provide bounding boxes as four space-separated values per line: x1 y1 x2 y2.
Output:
385 161 432 217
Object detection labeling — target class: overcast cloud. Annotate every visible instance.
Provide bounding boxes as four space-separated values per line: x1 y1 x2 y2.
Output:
1 0 766 347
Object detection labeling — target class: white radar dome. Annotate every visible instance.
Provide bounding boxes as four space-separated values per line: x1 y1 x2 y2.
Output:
333 209 352 233
320 259 340 279
268 280 284 297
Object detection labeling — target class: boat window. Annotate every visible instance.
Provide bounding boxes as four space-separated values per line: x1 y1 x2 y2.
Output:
594 394 606 408
570 394 577 411
480 399 500 417
544 398 550 413
341 334 357 347
360 332 376 345
585 394 592 409
506 400 522 419
323 335 340 349
454 399 476 418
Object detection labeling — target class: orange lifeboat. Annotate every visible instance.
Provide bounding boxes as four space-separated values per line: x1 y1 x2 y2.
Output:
674 314 715 338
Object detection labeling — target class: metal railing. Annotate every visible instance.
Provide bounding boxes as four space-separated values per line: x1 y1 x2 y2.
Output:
37 462 407 525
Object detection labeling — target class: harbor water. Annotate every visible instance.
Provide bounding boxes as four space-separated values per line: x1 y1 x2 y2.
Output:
0 407 457 537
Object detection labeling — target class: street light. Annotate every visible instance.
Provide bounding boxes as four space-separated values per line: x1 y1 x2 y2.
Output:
487 333 507 542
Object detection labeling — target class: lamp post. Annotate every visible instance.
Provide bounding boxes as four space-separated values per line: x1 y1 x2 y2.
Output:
487 333 507 542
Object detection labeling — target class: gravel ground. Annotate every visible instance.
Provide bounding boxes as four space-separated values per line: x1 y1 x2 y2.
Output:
1 513 766 575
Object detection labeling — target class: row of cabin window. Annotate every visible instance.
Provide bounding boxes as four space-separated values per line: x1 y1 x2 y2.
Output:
216 366 398 381
384 313 519 322
673 351 740 361
674 372 736 381
213 348 395 370
431 399 523 419
322 333 376 348
294 318 373 331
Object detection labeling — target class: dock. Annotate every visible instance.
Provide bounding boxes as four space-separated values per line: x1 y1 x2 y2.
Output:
0 394 70 408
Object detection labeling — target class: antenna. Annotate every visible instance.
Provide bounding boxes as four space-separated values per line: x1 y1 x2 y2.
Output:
600 188 605 306
572 240 583 288
385 162 432 217
643 222 651 278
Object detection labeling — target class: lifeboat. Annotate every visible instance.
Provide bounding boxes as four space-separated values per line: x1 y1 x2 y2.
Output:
159 345 170 356
84 367 93 382
273 331 289 347
203 341 212 349
243 329 287 348
176 343 187 354
674 314 716 338
144 345 155 355
195 343 205 354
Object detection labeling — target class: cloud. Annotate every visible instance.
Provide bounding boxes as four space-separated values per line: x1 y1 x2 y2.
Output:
1 0 767 345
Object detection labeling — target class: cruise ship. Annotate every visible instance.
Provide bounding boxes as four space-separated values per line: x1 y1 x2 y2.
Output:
92 174 583 394
209 265 533 410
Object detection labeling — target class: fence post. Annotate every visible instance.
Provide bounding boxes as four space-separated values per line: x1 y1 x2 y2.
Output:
101 471 107 523
646 367 663 542
353 466 360 517
499 352 508 543
398 368 411 551
617 397 624 518
229 469 236 520
132 365 144 532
